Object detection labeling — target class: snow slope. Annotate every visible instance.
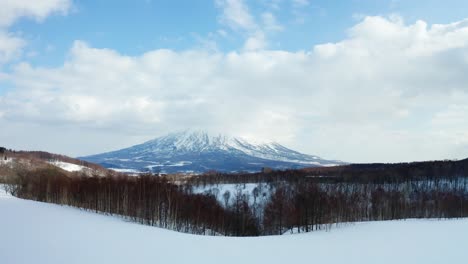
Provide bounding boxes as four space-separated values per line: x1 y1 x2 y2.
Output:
48 160 86 172
81 130 344 173
1 187 467 264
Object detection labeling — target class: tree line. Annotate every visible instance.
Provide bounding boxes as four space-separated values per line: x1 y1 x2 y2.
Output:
9 168 259 236
6 158 468 236
262 178 468 235
186 158 468 186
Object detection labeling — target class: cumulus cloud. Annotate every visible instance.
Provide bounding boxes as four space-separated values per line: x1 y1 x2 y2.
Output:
1 16 468 162
0 0 71 27
243 32 267 51
0 0 72 64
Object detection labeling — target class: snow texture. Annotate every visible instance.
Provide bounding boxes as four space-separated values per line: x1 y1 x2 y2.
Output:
49 160 86 172
81 130 345 173
0 157 13 165
108 168 142 174
1 186 467 264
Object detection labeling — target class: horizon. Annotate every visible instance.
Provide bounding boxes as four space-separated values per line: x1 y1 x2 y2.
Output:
1 0 468 163
4 128 465 165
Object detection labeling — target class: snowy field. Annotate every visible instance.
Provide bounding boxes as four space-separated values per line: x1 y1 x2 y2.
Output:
1 188 467 264
48 160 86 172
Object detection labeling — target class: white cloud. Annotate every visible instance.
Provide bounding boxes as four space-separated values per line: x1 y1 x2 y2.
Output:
0 0 71 27
2 16 468 162
216 0 284 50
0 0 72 64
216 0 256 32
243 32 267 51
0 31 25 63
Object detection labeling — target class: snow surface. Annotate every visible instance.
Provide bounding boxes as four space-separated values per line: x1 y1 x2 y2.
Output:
109 168 142 174
81 130 345 174
49 160 86 172
152 130 336 165
1 187 468 264
0 157 13 164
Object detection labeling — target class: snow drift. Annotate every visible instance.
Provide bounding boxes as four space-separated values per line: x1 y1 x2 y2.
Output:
1 187 467 264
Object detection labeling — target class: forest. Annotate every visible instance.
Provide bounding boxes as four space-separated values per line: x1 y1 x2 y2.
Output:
4 158 468 236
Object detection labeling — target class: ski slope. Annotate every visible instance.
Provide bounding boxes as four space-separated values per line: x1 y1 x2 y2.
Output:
1 187 467 264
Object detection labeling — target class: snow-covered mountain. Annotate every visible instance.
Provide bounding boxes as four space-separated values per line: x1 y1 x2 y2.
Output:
80 130 344 173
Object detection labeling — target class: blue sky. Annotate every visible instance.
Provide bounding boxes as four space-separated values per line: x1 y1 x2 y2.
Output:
1 0 468 162
7 0 468 67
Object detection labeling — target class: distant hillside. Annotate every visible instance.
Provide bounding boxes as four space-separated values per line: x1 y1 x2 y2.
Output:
81 130 345 173
0 148 113 183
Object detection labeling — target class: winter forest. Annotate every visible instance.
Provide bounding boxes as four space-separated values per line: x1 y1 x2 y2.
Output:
7 158 468 236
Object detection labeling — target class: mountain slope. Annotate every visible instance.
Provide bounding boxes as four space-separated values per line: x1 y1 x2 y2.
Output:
81 130 344 173
0 149 110 183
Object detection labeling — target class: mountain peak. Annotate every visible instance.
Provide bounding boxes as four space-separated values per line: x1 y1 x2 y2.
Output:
147 130 279 152
81 130 345 173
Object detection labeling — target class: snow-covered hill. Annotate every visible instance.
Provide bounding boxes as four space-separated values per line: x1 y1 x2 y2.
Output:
48 160 87 172
81 130 344 173
1 187 467 264
0 150 109 180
